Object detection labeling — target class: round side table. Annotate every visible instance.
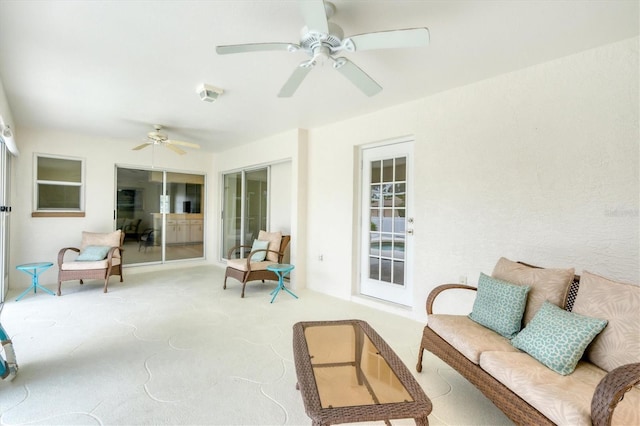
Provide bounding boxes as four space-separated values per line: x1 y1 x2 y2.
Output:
266 264 298 303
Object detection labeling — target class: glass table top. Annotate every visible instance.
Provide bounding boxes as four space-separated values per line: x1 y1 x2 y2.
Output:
303 323 413 408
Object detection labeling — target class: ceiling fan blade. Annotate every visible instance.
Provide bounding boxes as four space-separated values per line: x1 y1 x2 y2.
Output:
278 63 314 98
298 0 330 33
333 57 382 97
167 140 201 149
165 143 186 155
346 28 430 51
216 43 298 55
132 143 151 151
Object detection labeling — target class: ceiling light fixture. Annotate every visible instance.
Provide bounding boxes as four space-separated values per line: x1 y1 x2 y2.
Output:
197 83 224 102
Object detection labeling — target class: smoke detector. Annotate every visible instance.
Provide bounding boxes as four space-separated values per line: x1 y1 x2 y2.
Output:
197 83 224 102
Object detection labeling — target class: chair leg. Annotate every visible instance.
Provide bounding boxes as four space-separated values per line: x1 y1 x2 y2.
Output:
241 280 247 298
57 281 62 296
103 277 109 293
416 329 428 372
223 275 228 290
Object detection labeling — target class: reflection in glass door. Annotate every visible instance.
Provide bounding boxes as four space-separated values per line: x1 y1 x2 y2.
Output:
222 168 268 259
165 172 205 261
360 141 414 306
116 168 205 265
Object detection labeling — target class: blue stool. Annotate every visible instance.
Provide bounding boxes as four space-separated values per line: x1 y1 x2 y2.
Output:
267 264 298 303
15 262 55 301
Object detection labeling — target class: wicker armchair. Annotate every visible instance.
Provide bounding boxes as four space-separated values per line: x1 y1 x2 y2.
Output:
57 230 125 295
223 231 290 298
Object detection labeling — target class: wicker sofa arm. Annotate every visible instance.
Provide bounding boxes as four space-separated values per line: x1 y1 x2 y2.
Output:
426 284 478 315
591 362 640 426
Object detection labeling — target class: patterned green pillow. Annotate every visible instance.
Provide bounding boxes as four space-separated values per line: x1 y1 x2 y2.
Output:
511 301 608 375
250 239 270 262
77 245 111 261
468 273 530 339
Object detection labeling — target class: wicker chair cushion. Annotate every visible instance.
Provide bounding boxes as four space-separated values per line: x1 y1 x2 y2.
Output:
571 271 640 372
428 314 519 364
81 230 122 259
258 230 282 262
480 351 640 426
61 257 121 270
226 258 276 272
492 257 574 324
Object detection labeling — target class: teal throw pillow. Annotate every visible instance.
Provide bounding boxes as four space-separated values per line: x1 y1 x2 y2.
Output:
468 273 530 339
77 245 111 261
250 239 270 262
511 301 608 375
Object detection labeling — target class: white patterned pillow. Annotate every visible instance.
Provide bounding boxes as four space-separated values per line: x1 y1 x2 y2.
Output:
511 301 608 375
468 273 530 339
571 271 640 372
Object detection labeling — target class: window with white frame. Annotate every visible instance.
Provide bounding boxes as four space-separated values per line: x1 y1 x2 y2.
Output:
33 154 85 215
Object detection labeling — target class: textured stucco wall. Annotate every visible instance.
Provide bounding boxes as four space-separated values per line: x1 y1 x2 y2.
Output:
305 37 639 321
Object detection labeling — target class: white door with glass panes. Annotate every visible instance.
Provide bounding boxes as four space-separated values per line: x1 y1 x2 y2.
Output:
360 141 414 306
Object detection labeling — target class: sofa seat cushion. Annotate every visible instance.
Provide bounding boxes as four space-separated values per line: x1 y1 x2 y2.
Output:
61 257 121 270
480 351 640 426
428 314 519 364
226 258 276 272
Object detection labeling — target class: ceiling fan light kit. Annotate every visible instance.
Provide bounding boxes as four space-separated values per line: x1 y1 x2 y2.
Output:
197 83 224 102
215 0 429 98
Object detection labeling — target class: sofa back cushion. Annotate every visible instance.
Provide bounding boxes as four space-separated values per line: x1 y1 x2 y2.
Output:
571 271 640 372
81 230 122 259
492 257 574 325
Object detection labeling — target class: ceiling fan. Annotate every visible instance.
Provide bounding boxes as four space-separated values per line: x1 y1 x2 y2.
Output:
132 125 200 155
216 0 429 97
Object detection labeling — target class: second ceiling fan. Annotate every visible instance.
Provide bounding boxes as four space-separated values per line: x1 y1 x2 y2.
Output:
216 0 429 97
132 125 200 155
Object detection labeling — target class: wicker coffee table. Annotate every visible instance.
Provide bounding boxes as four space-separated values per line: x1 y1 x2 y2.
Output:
293 319 432 426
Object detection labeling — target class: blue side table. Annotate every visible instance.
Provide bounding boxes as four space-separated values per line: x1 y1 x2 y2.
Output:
15 262 55 301
267 264 298 303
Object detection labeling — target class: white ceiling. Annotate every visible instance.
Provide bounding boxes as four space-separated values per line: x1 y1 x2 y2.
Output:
0 1 637 153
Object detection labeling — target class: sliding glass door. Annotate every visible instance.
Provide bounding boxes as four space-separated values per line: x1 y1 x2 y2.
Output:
0 143 10 302
222 168 268 259
116 167 205 265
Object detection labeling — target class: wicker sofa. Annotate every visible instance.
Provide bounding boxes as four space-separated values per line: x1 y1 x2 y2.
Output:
416 257 640 426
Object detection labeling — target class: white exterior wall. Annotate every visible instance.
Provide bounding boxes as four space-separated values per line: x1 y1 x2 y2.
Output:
305 37 639 321
9 128 214 289
5 38 638 322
